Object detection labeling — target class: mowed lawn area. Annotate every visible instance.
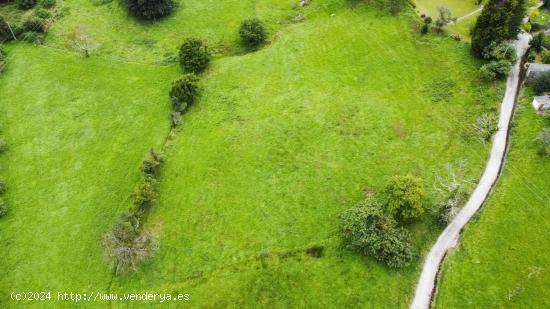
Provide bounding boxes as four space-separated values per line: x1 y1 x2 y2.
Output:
435 91 550 308
108 4 503 307
0 46 179 305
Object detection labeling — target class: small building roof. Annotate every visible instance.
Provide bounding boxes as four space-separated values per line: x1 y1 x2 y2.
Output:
526 63 550 78
534 96 550 105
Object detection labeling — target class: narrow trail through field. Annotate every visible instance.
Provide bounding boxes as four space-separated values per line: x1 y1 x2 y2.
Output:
410 32 532 309
455 7 483 22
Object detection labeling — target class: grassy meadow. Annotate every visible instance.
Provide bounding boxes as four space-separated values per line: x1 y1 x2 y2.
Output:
0 0 507 307
435 91 550 308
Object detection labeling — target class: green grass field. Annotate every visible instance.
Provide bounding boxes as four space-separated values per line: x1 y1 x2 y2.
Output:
0 46 179 305
435 91 550 308
414 0 479 18
0 0 509 307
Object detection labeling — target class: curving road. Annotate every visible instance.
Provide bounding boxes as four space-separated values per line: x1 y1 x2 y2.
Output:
410 32 532 309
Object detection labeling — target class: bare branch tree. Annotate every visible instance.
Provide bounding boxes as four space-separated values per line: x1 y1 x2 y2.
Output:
68 26 98 57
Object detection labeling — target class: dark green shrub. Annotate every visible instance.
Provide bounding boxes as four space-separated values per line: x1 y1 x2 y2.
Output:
0 16 14 41
0 179 6 195
532 71 550 94
527 49 537 63
169 73 199 112
39 0 55 8
542 50 550 64
140 149 164 177
383 175 425 221
483 41 517 64
0 198 6 218
131 176 156 214
35 9 51 19
529 32 545 53
341 199 413 268
536 128 550 157
22 18 45 33
479 60 512 81
239 18 267 48
179 38 210 73
17 0 36 10
126 0 174 21
420 24 429 34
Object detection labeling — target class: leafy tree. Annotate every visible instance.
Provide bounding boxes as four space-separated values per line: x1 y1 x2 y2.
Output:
536 127 550 157
483 41 518 63
532 71 550 94
16 0 36 10
126 0 174 21
239 18 267 49
131 176 156 213
140 149 164 177
179 38 210 73
472 0 526 57
384 175 426 221
341 199 413 268
529 32 545 53
169 73 199 112
434 6 453 32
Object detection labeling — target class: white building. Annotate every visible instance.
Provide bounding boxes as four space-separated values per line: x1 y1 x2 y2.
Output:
532 95 550 111
526 63 550 79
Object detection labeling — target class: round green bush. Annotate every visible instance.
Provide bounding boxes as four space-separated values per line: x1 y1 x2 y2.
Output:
532 71 550 94
127 0 174 21
341 199 413 268
35 8 51 19
384 174 426 221
39 0 55 8
17 0 36 10
22 18 46 33
179 38 210 73
169 73 199 112
239 18 267 48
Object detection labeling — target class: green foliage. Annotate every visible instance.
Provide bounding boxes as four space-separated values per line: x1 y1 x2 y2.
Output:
527 49 537 62
169 73 199 113
421 23 429 34
17 0 37 10
0 197 6 218
529 32 545 53
341 199 413 268
483 41 518 64
0 16 13 42
39 0 55 8
179 38 210 74
0 138 6 153
126 0 174 21
131 175 157 214
541 50 550 64
471 0 526 57
140 149 164 177
532 71 550 94
479 60 512 80
22 18 46 33
35 9 51 19
239 18 267 49
384 175 425 221
536 127 550 157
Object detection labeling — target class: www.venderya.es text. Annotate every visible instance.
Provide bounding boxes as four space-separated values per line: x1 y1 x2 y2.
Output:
10 291 190 303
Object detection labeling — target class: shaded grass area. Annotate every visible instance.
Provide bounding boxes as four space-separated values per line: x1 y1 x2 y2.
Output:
435 90 550 308
45 0 297 63
106 5 503 307
0 45 179 306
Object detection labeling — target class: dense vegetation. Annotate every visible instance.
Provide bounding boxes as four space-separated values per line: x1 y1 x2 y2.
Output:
126 0 174 21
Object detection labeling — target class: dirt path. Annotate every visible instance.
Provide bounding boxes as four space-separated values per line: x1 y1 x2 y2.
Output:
410 32 532 309
455 7 483 22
